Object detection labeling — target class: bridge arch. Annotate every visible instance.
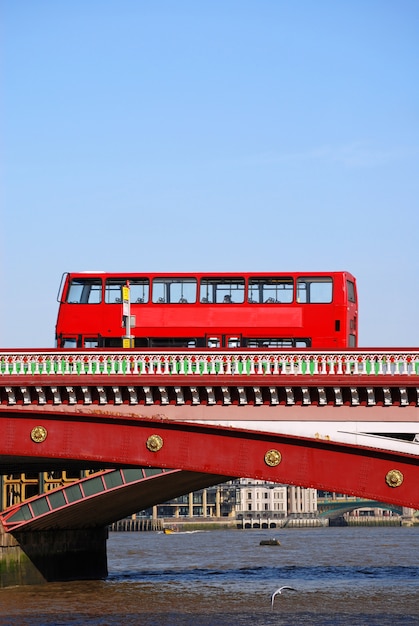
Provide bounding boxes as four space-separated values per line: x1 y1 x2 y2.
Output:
1 407 418 510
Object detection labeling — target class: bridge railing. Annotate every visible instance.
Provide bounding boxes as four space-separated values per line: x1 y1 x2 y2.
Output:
0 349 419 377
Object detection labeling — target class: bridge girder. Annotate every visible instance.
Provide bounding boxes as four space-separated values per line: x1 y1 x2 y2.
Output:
1 377 419 457
0 406 418 509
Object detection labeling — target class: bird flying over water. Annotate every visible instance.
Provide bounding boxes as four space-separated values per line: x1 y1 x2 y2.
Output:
271 585 297 608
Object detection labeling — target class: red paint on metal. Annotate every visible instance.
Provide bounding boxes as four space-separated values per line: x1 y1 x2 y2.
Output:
0 408 418 509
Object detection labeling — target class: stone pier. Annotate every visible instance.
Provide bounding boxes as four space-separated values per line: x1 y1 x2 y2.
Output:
0 522 108 587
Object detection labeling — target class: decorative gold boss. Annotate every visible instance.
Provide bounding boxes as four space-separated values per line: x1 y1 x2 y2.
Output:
385 469 403 488
146 434 164 452
264 449 282 467
31 426 48 443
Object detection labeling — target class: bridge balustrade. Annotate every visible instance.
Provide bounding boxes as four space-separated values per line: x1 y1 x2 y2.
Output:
1 349 419 378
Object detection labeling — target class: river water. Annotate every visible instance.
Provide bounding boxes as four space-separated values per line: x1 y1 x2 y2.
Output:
0 526 418 625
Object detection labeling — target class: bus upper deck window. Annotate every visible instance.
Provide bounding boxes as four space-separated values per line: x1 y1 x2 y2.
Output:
152 278 197 303
248 278 294 303
297 277 333 303
67 279 102 304
200 278 245 303
106 278 150 303
131 279 150 303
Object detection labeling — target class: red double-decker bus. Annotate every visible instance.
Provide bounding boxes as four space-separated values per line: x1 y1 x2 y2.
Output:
55 271 358 349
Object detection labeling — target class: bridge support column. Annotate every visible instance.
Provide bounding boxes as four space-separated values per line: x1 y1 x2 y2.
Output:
0 522 108 587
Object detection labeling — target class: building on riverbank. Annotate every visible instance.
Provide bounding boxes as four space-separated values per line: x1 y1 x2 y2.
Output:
135 479 318 521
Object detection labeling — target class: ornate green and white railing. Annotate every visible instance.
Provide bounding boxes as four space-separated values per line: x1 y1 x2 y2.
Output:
0 350 419 377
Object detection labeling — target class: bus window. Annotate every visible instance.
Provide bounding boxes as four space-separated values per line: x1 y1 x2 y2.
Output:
105 280 124 303
105 278 150 303
131 279 150 303
248 278 294 303
67 278 102 304
297 277 333 303
245 338 311 348
62 338 78 348
152 278 197 303
347 280 356 303
84 338 99 348
295 339 310 348
200 278 245 303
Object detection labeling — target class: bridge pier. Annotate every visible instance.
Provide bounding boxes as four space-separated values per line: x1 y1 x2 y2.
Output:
0 522 108 587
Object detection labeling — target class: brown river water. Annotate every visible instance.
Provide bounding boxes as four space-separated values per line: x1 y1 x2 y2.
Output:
0 526 418 625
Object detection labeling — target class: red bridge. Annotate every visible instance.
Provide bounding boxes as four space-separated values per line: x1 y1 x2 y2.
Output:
0 347 418 585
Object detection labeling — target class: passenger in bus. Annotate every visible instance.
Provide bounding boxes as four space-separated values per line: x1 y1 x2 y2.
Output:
223 295 233 303
157 297 165 303
179 297 188 303
201 297 209 303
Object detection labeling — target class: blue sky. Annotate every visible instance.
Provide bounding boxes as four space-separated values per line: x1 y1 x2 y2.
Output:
1 1 418 348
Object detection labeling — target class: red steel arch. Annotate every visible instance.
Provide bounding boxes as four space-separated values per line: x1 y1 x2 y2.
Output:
0 407 418 509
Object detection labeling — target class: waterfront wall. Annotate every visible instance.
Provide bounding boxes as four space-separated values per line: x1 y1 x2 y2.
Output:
109 516 328 531
109 515 413 531
110 518 164 532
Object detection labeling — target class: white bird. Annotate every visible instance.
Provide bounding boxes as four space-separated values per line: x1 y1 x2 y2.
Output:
271 585 297 608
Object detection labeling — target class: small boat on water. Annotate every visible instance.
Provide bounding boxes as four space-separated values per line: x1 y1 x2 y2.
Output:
259 538 281 546
163 528 175 534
